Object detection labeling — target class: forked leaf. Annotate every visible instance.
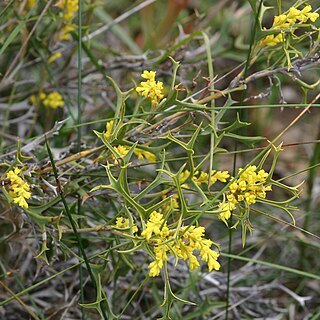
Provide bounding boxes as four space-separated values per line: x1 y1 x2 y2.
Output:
35 233 50 264
80 265 117 319
105 75 132 122
158 265 196 319
221 113 251 133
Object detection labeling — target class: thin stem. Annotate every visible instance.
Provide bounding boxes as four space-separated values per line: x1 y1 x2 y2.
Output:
77 1 85 318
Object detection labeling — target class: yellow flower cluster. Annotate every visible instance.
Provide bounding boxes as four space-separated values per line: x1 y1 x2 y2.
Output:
134 148 156 162
180 169 230 186
219 165 271 221
261 5 319 46
113 145 156 164
114 217 138 233
54 0 78 41
113 145 130 164
55 24 77 42
40 91 64 109
136 71 164 105
6 168 31 209
104 120 114 140
55 0 78 22
142 211 221 277
105 121 156 162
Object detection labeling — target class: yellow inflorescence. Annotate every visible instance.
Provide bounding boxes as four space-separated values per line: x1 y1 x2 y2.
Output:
142 211 221 277
54 0 78 42
55 0 79 23
261 5 319 47
209 170 230 185
55 24 77 42
134 148 156 162
114 217 138 233
6 168 31 209
141 211 169 241
104 120 114 141
179 169 230 186
112 145 130 164
112 145 156 164
136 70 164 105
41 91 64 109
219 165 271 222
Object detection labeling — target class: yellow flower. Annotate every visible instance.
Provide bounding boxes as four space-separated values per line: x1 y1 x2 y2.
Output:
193 171 209 186
141 211 169 241
176 241 200 270
133 148 156 163
181 225 205 247
48 52 62 64
260 34 279 47
54 0 78 42
142 212 221 276
12 196 29 209
113 145 130 164
218 165 271 221
199 239 221 272
175 225 220 273
114 217 138 233
302 6 319 22
141 71 156 81
55 24 77 42
273 14 289 28
112 145 156 164
115 217 129 229
209 170 230 186
55 0 78 22
184 170 230 187
261 5 319 47
41 91 64 109
179 170 190 184
6 168 31 209
6 168 21 181
218 201 235 221
148 259 163 277
104 120 114 141
189 254 201 270
136 70 164 105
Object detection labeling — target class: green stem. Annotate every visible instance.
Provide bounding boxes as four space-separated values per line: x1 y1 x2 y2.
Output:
77 3 86 318
201 31 216 188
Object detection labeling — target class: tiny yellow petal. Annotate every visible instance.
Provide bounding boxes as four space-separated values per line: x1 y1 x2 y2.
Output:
48 52 62 64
